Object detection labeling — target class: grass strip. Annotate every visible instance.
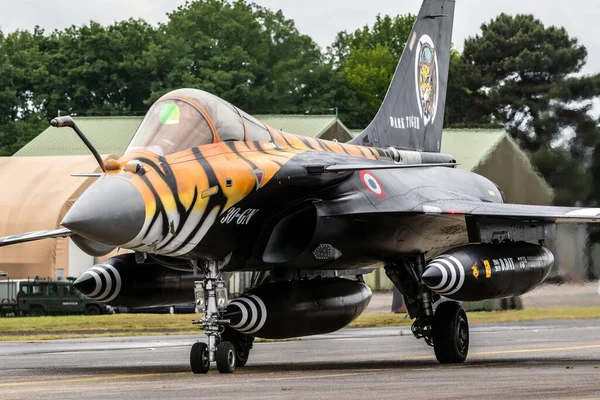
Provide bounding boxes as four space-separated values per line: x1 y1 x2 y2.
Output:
0 307 599 341
351 307 600 328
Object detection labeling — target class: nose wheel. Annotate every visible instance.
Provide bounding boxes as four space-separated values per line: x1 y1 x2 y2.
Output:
190 340 239 374
215 341 237 373
221 325 253 368
190 342 210 374
190 260 252 374
432 301 469 363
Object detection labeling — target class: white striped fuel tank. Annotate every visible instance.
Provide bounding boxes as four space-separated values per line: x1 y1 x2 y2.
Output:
421 243 553 301
223 278 372 339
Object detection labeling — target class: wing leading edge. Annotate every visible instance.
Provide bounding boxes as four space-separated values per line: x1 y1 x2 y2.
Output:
323 163 457 172
0 228 73 247
417 200 600 223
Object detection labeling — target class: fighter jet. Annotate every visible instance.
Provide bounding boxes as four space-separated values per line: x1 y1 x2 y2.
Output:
2 0 599 374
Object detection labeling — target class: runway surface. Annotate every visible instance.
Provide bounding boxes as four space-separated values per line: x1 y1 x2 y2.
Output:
1 319 600 399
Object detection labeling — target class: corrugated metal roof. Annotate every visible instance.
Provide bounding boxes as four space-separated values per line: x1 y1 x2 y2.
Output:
440 129 506 172
344 128 506 172
503 133 554 197
254 115 337 138
14 115 342 157
15 117 143 157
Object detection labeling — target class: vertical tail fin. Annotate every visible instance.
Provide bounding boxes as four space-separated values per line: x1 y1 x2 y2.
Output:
349 0 455 153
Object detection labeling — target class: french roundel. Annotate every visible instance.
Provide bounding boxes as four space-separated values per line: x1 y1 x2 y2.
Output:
359 170 386 198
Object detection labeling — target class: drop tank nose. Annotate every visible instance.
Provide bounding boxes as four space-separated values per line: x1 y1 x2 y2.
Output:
61 176 145 246
73 273 96 297
421 265 445 289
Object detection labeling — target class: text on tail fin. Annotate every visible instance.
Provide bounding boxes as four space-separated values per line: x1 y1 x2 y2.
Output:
349 0 456 153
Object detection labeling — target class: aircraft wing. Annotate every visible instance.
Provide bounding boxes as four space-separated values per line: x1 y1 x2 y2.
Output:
415 200 600 223
323 163 457 172
0 228 73 247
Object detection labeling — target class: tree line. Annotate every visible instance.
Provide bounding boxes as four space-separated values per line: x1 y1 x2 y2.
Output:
1 0 600 207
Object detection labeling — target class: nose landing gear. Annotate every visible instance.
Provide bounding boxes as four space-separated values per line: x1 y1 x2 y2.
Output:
190 260 249 374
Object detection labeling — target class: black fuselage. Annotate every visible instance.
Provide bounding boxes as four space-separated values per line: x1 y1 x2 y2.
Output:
191 150 503 272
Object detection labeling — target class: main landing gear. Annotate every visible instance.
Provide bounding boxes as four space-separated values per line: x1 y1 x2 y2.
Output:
385 254 469 364
190 260 254 374
432 301 469 363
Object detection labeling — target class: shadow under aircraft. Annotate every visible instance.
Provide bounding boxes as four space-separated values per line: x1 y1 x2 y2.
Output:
2 0 600 374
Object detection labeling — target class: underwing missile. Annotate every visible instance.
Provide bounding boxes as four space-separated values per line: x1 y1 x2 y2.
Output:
223 278 372 339
421 243 553 301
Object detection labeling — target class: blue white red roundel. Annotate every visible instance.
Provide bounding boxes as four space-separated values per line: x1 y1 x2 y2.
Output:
360 170 386 198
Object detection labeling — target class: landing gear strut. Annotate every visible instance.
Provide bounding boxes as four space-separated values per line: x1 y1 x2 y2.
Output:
385 254 469 364
190 260 252 374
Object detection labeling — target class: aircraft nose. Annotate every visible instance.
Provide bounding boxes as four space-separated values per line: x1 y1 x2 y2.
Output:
61 177 145 246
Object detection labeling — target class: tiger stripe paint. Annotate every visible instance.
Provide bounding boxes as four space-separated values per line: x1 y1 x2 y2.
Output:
112 121 382 257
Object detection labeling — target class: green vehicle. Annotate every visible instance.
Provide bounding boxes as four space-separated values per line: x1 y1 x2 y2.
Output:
0 278 112 317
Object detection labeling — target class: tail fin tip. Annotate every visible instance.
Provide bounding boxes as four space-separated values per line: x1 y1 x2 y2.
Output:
350 0 456 153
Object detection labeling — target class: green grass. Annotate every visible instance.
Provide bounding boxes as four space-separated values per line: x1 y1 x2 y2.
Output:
0 331 194 341
351 307 600 328
1 307 599 341
0 314 201 342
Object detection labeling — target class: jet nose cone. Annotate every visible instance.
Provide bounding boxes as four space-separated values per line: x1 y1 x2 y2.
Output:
421 264 445 289
62 177 145 246
73 272 96 297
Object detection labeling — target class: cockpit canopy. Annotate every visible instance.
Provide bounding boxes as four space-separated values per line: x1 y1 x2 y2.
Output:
126 88 271 156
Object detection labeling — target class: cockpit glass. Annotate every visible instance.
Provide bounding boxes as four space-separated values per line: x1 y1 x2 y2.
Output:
196 92 244 141
126 99 214 156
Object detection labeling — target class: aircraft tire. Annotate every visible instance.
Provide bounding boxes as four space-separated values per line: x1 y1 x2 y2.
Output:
432 301 469 364
235 344 249 368
221 326 251 367
190 342 210 374
216 341 236 373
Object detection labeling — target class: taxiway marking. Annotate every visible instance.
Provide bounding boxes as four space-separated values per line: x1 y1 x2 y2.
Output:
242 371 371 383
0 372 188 387
472 344 600 357
2 343 600 388
391 343 600 361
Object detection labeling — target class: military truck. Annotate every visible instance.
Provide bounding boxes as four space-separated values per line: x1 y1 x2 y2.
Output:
0 277 112 317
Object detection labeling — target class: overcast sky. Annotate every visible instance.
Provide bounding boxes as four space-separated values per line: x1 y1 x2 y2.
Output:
1 0 599 75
